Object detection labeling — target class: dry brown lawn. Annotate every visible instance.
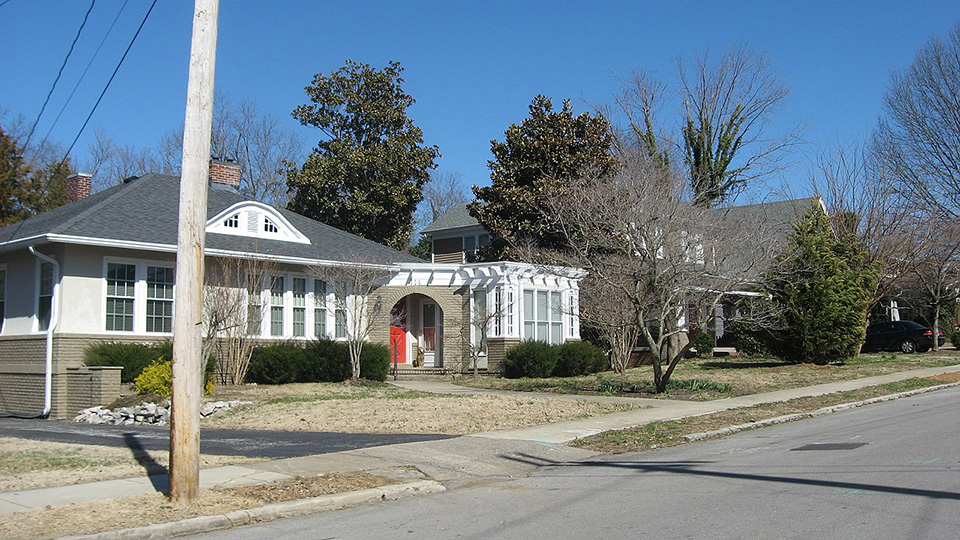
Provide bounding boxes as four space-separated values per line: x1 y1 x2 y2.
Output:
0 471 395 540
206 381 638 434
0 438 260 492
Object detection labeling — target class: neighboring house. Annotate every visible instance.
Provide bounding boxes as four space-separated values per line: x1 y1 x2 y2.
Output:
0 162 583 418
420 204 490 263
423 196 826 351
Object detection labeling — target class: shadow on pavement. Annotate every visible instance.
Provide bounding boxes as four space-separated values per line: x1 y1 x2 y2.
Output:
502 452 960 501
122 432 168 493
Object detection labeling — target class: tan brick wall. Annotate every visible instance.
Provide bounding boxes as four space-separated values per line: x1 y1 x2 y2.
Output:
370 285 470 372
66 366 123 414
486 337 520 374
0 334 166 418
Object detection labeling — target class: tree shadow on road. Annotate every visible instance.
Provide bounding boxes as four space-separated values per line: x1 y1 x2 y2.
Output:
122 432 169 494
503 453 960 500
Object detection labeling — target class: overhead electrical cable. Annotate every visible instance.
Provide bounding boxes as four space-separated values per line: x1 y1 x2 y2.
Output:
22 0 97 153
58 0 158 166
40 0 130 148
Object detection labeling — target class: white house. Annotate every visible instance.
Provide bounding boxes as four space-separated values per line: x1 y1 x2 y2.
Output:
0 161 583 418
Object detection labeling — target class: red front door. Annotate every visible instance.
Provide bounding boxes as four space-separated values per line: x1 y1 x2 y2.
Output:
390 325 407 365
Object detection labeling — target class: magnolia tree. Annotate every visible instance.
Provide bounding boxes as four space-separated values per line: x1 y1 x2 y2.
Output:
535 153 778 391
309 259 395 380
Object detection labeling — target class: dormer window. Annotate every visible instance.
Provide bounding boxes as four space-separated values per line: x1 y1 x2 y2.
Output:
207 202 310 244
264 217 279 234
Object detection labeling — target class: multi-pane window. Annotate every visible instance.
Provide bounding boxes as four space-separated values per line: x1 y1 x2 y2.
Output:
145 266 174 333
246 274 263 335
506 288 515 335
314 279 327 338
334 282 347 339
522 289 564 345
106 263 135 331
292 277 306 337
38 262 54 331
0 268 5 333
472 289 488 354
494 287 503 337
224 213 239 228
264 217 279 233
269 276 284 336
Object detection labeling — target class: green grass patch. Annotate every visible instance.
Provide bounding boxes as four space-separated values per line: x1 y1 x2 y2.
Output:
264 389 432 405
0 449 126 475
573 376 949 454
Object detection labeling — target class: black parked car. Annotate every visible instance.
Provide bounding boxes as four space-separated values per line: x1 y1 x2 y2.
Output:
861 320 945 354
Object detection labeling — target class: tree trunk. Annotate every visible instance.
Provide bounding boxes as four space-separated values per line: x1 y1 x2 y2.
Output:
932 302 941 352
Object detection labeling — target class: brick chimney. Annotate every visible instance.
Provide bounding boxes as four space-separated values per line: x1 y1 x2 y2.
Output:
66 173 92 202
209 158 241 188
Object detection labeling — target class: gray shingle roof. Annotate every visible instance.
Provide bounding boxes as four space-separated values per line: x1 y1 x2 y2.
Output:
712 196 822 241
420 204 480 234
0 173 421 265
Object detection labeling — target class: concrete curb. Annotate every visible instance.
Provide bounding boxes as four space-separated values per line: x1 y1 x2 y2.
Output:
58 480 445 540
684 381 960 442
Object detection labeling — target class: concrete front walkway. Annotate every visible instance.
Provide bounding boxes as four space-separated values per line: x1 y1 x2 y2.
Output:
2 363 959 516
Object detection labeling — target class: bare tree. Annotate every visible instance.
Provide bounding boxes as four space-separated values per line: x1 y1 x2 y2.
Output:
308 258 395 380
910 214 960 350
460 287 502 377
156 93 304 204
85 129 161 189
875 23 960 219
202 255 277 384
418 170 468 229
609 44 798 208
534 152 777 390
808 141 924 308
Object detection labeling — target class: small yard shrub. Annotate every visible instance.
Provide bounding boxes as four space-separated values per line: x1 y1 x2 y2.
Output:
505 341 559 378
84 342 165 383
691 331 716 358
302 339 351 382
359 343 391 381
553 341 607 377
950 328 960 349
133 359 215 397
729 320 771 356
245 342 307 384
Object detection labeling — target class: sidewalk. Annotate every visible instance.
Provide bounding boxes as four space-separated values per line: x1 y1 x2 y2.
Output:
2 363 959 517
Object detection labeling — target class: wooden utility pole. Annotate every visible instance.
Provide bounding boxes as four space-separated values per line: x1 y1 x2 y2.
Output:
170 0 219 505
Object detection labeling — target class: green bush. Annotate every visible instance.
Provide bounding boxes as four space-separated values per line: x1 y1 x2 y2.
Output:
505 341 559 378
133 359 214 397
729 320 772 356
83 342 165 383
246 340 389 384
553 341 607 377
245 342 307 384
950 328 960 349
762 206 879 365
359 343 391 381
691 331 716 358
303 339 351 382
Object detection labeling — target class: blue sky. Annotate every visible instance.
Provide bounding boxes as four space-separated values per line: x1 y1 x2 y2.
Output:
2 1 959 201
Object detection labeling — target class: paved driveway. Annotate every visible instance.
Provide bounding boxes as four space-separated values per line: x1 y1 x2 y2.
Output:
0 418 452 459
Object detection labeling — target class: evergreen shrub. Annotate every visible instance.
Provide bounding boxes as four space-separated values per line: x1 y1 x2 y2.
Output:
504 341 559 378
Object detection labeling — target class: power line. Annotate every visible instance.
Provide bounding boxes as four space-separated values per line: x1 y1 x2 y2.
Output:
59 0 159 165
22 0 97 152
40 0 130 149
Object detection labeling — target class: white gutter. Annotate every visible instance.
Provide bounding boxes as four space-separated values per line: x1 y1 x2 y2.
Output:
28 246 59 418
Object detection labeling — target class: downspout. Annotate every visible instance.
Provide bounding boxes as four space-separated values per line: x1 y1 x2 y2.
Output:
28 246 59 419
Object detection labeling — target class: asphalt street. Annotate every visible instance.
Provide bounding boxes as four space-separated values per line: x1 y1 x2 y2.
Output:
185 386 960 540
0 418 451 459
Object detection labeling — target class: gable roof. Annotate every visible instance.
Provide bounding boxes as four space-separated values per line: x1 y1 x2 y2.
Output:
712 196 824 242
421 204 481 234
0 173 422 265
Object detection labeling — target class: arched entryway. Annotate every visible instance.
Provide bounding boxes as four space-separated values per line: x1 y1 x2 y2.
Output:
389 294 444 369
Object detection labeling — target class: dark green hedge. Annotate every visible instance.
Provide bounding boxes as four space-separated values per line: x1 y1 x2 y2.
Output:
505 341 608 378
83 341 170 383
245 340 389 384
553 341 607 377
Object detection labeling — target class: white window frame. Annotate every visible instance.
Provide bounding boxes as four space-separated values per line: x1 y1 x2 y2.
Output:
247 272 339 341
101 257 175 335
520 287 566 345
471 287 489 356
